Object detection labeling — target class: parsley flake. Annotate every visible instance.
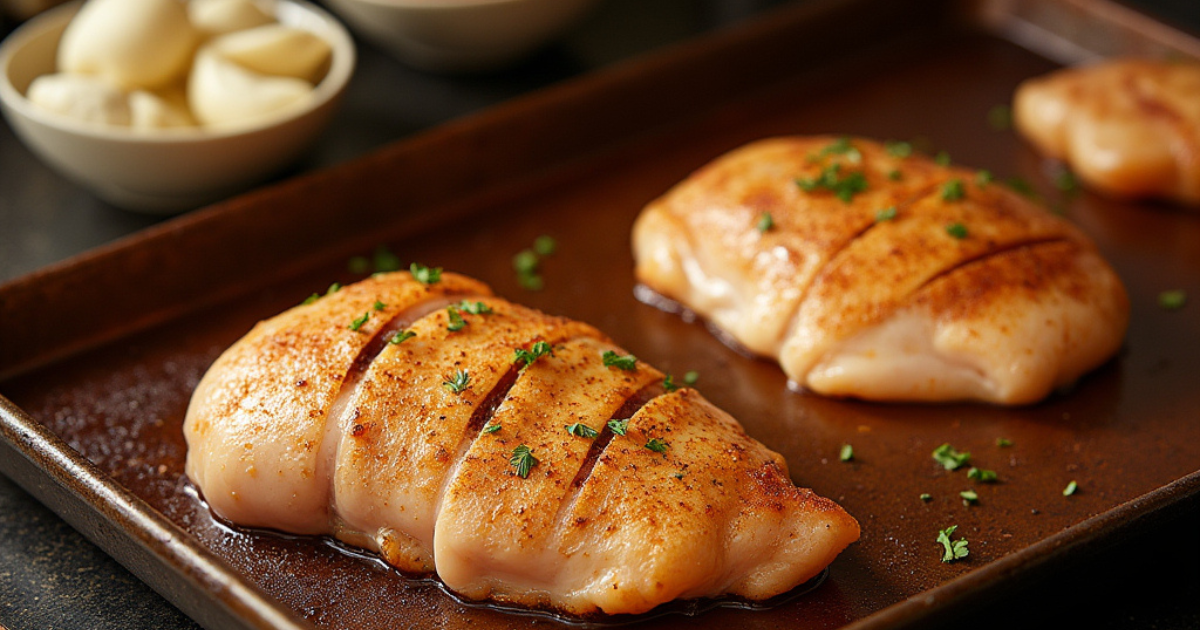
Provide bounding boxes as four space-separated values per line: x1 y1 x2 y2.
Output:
960 489 979 505
410 263 442 285
389 330 416 344
349 312 369 331
812 136 863 164
645 438 669 453
510 444 538 479
756 212 775 233
513 249 540 275
976 170 993 186
885 140 913 158
607 418 630 436
796 163 869 203
683 371 699 386
1159 290 1187 310
513 341 553 367
1063 480 1079 496
446 307 467 331
326 282 342 296
302 293 320 306
456 300 493 315
372 246 403 273
663 374 679 392
839 444 854 462
996 437 1013 447
967 467 998 483
920 493 933 502
566 423 599 439
941 178 966 201
533 235 557 256
888 169 903 181
482 422 502 434
988 104 1012 131
602 351 638 371
945 222 969 239
935 151 952 166
373 300 386 311
1005 177 1036 198
875 206 897 222
443 370 470 394
932 443 971 470
937 526 969 562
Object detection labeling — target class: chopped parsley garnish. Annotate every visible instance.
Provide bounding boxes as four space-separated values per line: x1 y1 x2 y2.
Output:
565 423 599 439
996 437 1013 447
372 245 403 273
510 444 538 479
326 282 342 296
482 422 502 434
410 263 442 285
663 374 680 392
446 307 467 331
876 206 897 222
967 468 997 483
683 371 699 386
645 438 669 453
960 490 979 505
932 443 971 470
513 341 554 367
796 163 869 203
920 493 933 502
1159 290 1187 310
456 300 493 315
1063 480 1079 496
443 370 470 394
1005 177 1036 198
934 151 952 166
812 136 862 163
349 312 369 331
885 140 913 158
941 178 966 201
988 104 1012 131
302 293 320 305
1054 170 1080 196
976 170 993 186
756 212 775 233
839 444 854 462
937 526 969 562
945 222 969 239
602 351 638 371
389 330 416 344
513 249 539 275
373 300 386 311
533 235 557 257
607 418 630 436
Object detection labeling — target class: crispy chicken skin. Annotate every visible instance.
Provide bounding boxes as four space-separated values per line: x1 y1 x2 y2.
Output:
1013 58 1200 205
632 136 1129 404
184 270 859 616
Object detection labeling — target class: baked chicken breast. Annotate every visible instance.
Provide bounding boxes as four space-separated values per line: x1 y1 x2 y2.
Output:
184 270 859 616
1013 58 1200 205
632 136 1129 404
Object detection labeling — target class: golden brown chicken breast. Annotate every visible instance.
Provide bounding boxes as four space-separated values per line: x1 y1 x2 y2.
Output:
1013 58 1200 205
184 269 859 617
632 136 1129 405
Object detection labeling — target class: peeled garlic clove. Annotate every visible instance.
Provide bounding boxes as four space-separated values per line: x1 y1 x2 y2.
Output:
189 0 274 37
210 24 332 83
188 46 313 127
27 73 131 126
58 0 197 90
129 88 197 129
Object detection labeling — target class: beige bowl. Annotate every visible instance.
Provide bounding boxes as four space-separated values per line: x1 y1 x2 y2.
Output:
321 0 596 73
0 0 355 213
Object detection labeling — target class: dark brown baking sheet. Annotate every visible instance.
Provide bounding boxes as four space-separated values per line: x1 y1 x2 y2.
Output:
2 0 1199 629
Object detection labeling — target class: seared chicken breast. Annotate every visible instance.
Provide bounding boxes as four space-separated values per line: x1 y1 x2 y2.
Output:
632 136 1128 404
1013 58 1200 205
184 270 859 616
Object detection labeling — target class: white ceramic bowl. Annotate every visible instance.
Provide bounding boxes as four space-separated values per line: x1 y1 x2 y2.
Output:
322 0 596 73
0 0 355 213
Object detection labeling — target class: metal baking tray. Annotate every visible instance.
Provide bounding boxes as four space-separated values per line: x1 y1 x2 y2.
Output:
2 0 1198 628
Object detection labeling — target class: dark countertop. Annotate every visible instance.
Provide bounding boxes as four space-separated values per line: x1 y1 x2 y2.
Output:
1 1 1198 629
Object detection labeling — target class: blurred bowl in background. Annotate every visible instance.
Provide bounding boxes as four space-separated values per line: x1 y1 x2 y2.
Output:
321 0 597 73
0 0 355 213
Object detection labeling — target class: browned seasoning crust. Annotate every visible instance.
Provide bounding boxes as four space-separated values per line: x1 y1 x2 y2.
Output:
632 136 1129 404
184 270 860 616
